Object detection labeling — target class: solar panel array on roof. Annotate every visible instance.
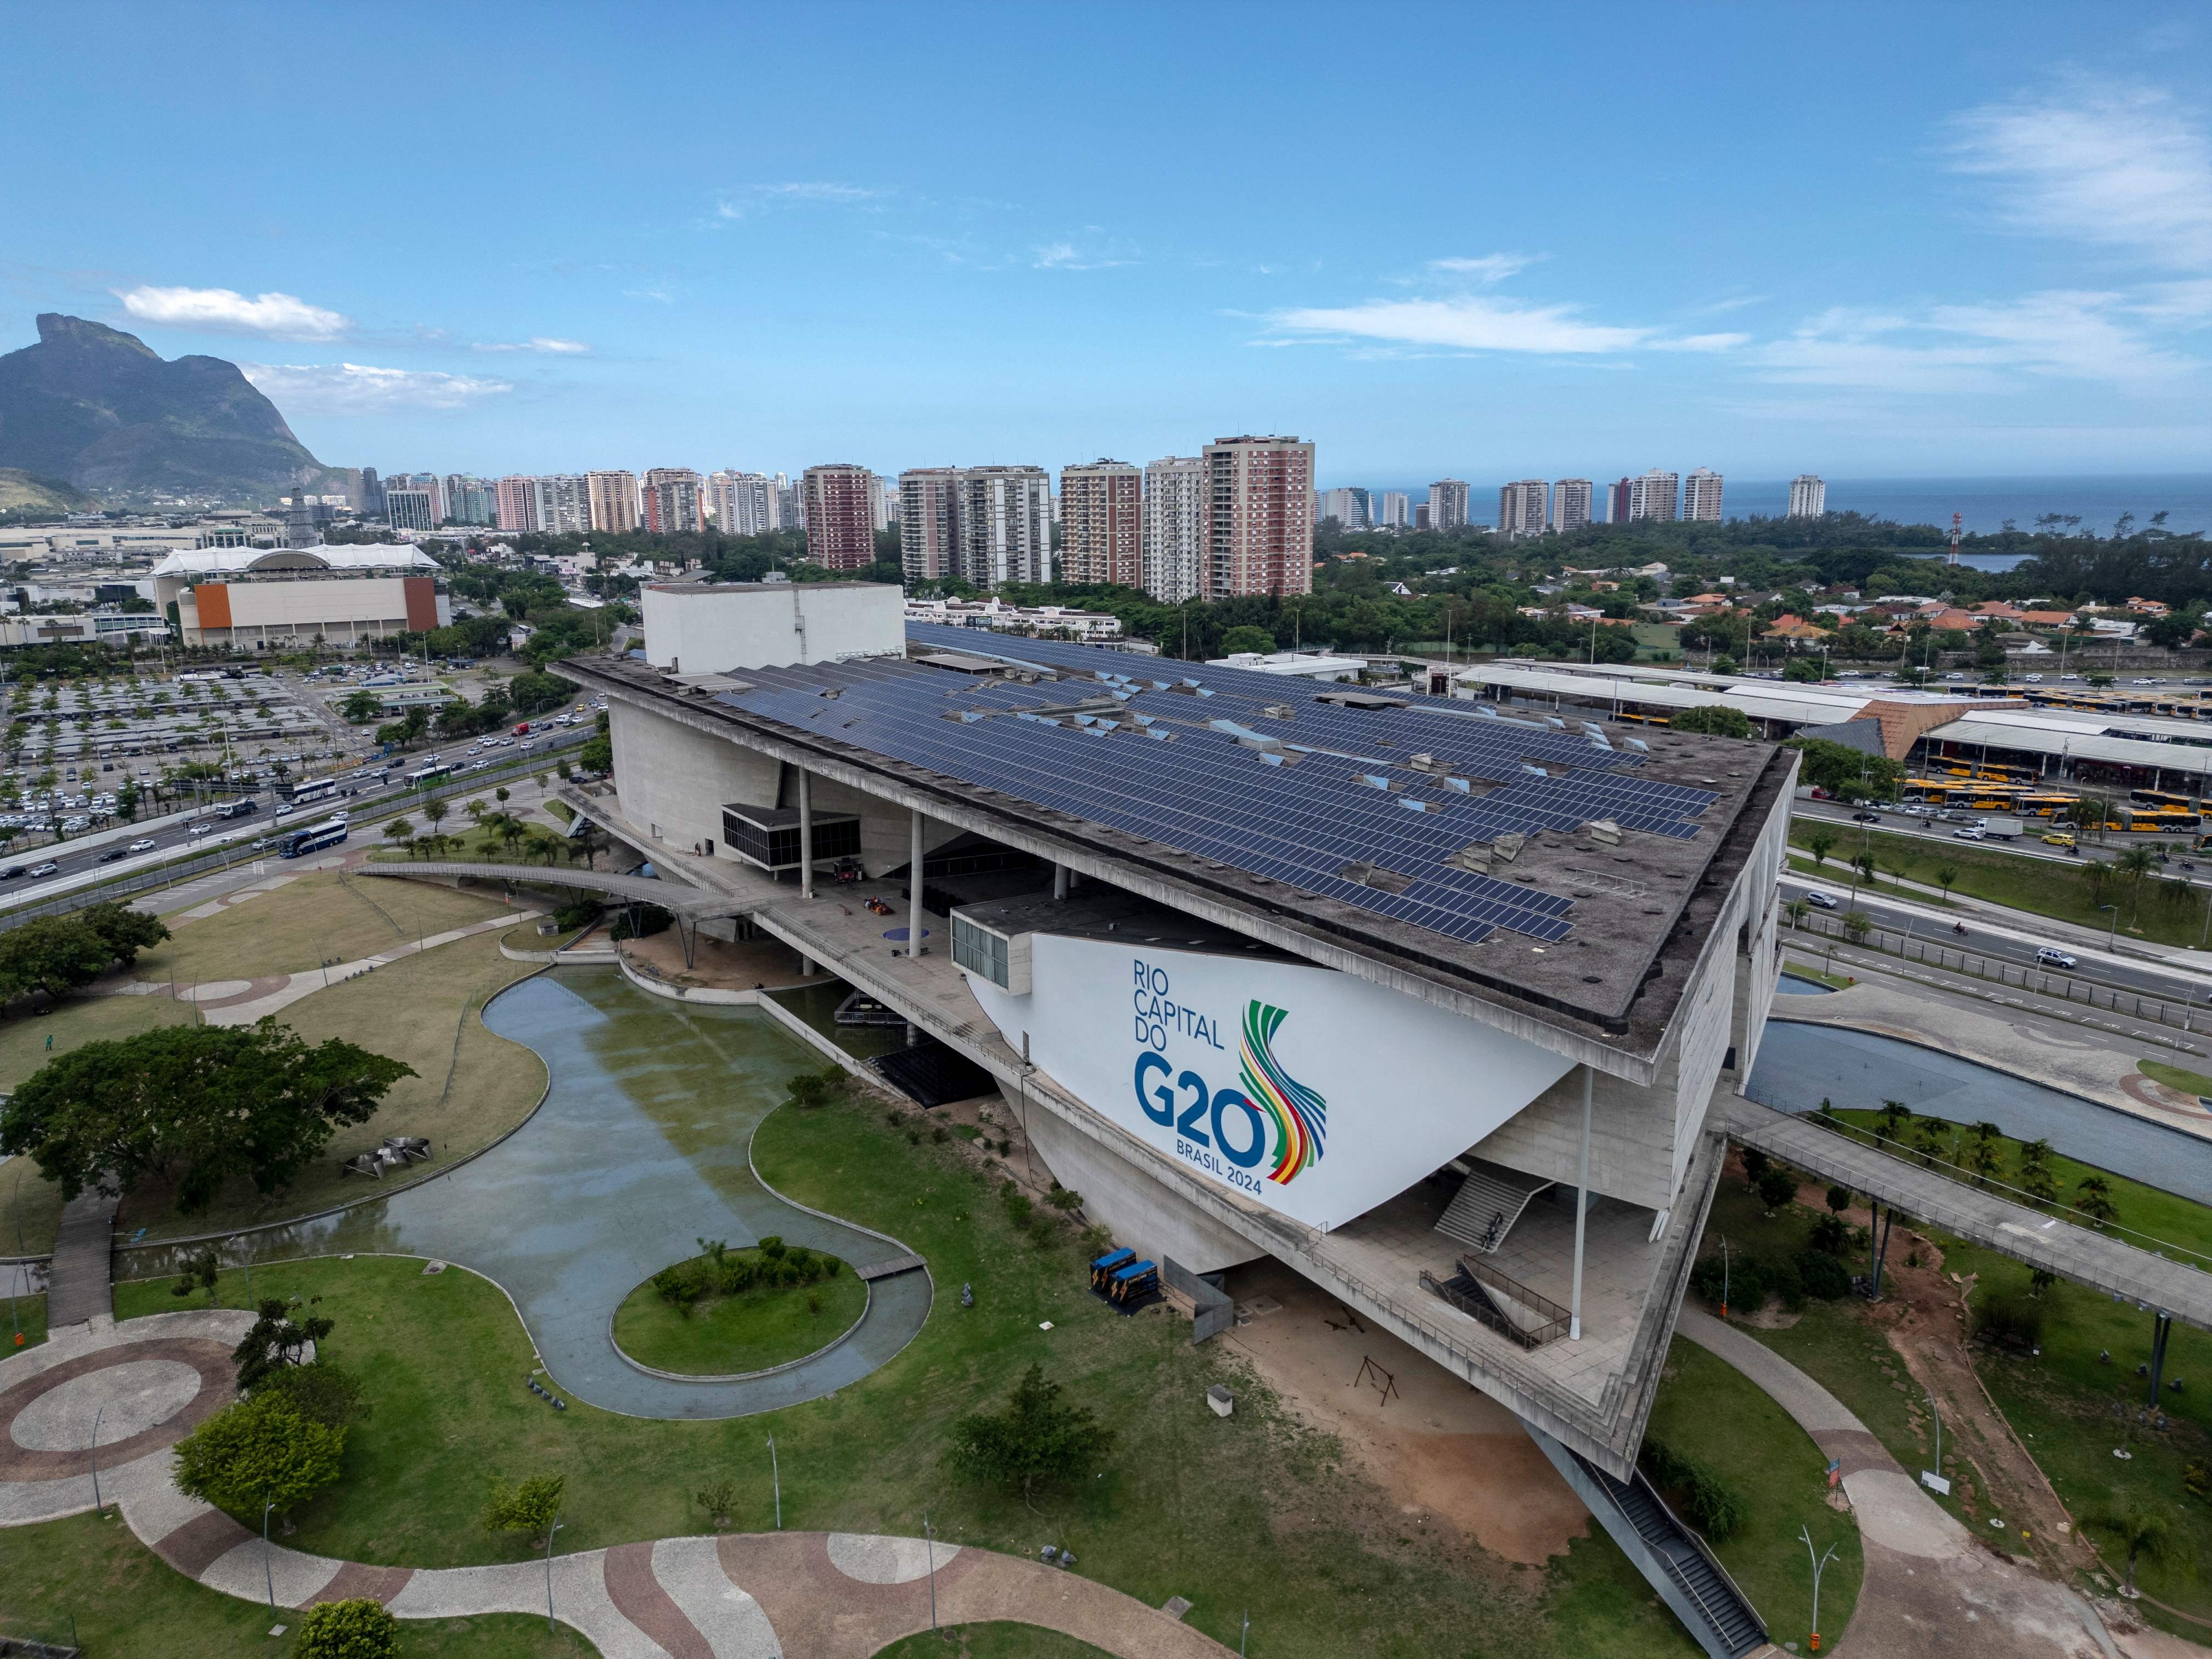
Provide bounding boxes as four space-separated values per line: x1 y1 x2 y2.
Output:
711 625 1723 950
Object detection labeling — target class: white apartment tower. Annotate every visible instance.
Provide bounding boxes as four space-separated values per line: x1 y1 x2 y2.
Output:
899 467 963 583
1428 479 1470 532
1627 469 1680 522
961 465 1053 587
1319 487 1368 529
707 471 776 535
1376 490 1411 529
1788 475 1827 518
529 475 591 535
1059 460 1143 588
1551 478 1594 533
1142 455 1206 604
1497 479 1549 539
1683 467 1724 522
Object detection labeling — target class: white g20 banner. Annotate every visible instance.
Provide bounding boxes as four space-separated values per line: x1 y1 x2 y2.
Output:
962 935 1577 1232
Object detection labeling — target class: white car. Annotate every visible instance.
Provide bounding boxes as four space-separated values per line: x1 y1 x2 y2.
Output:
2134 678 2157 686
2024 673 2044 682
127 838 156 852
2035 946 2079 969
1804 889 1841 910
1952 826 1987 840
186 821 212 836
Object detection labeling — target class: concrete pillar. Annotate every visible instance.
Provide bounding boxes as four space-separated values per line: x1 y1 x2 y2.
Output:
910 806 926 952
798 769 814 900
799 954 815 976
1570 1065 1592 1342
1053 863 1069 902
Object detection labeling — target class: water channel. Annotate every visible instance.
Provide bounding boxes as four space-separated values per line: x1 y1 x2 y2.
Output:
116 968 932 1419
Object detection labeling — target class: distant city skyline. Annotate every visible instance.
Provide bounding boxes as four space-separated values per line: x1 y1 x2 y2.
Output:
4 4 2203 479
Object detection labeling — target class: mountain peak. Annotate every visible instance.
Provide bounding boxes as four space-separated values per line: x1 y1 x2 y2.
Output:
35 312 159 358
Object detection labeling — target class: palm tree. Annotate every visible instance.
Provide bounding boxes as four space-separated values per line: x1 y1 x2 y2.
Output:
2075 1174 2118 1229
2114 844 2161 924
1878 1099 1913 1141
2090 1508 2177 1596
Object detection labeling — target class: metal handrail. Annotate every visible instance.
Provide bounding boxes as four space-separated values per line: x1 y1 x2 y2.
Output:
1635 1467 1768 1634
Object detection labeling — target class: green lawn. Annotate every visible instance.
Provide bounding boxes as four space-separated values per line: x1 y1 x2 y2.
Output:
3 1289 44 1351
0 1510 600 1658
875 1625 1113 1658
2137 1058 2212 1098
1644 1338 1863 1646
111 925 549 1241
611 1248 868 1375
1786 821 2210 946
1778 958 1857 990
114 1087 1702 1659
142 867 519 982
1819 1107 2212 1270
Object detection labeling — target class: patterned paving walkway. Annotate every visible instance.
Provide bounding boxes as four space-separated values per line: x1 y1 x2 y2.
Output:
1 1313 1229 1657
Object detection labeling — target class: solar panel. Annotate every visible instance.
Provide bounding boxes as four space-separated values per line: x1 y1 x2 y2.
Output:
708 627 1723 950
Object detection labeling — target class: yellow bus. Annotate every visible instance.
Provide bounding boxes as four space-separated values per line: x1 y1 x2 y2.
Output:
2129 787 2202 811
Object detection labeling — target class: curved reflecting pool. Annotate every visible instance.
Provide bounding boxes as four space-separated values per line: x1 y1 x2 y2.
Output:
119 969 930 1419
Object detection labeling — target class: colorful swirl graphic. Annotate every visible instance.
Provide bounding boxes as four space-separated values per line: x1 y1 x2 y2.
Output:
1239 1000 1327 1185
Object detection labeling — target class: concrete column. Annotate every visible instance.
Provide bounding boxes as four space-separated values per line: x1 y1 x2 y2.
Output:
1052 863 1069 901
910 806 926 952
798 769 814 900
799 954 815 976
1570 1065 1592 1342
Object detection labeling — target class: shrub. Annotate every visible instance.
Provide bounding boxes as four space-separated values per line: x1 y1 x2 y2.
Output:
1740 1148 1771 1186
697 1478 738 1527
609 904 672 941
552 900 602 931
907 1129 922 1146
1809 1214 1852 1256
1793 1250 1853 1301
1755 1166 1798 1210
1639 1436 1747 1541
171 1392 345 1519
1046 1187 1084 1211
1977 1290 2044 1349
483 1474 566 1546
1005 1192 1035 1227
1765 1254 1805 1312
1028 1218 1057 1249
807 1293 823 1314
296 1598 399 1659
758 1236 785 1260
932 1126 947 1143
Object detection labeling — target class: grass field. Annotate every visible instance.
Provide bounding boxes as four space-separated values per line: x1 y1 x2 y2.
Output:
875 1626 1111 1658
108 926 549 1241
1643 1337 1863 1644
140 867 520 982
1819 1107 2212 1271
111 1086 1708 1659
1787 821 2212 946
3 1289 44 1351
611 1248 868 1376
2137 1057 2212 1098
0 1510 601 1659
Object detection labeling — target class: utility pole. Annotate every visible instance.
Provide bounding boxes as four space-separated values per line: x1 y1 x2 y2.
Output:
766 1433 781 1529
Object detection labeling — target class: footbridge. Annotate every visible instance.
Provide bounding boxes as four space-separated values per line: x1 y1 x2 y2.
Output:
358 861 760 965
1722 1093 2212 1333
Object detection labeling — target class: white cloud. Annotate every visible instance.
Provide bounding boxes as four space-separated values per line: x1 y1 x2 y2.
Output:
1032 240 1133 270
238 363 510 413
713 182 888 221
472 336 590 354
1424 253 1537 283
1951 81 2212 270
1265 294 1652 354
117 284 349 340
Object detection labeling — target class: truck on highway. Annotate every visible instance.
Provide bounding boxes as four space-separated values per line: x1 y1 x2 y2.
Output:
1982 816 2027 839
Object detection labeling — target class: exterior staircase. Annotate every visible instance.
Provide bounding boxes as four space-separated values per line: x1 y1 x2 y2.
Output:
1435 1158 1555 1254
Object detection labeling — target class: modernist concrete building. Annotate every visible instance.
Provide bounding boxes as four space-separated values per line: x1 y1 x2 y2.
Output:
150 545 450 647
561 595 1793 1491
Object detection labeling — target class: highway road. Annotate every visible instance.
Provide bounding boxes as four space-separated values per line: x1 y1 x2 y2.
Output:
0 723 593 908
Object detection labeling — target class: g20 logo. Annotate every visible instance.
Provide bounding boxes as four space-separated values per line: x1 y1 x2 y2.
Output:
1132 1051 1269 1170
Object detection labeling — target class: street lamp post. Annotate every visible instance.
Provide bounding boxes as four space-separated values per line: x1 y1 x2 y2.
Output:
263 1499 278 1618
1717 1235 1730 1318
89 1406 105 1519
766 1433 781 1530
924 1510 938 1633
1799 1525 1840 1652
2101 902 2120 953
544 1515 566 1635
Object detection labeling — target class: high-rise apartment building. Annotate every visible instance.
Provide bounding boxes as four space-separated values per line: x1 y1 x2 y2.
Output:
1551 478 1594 533
493 476 538 532
1606 478 1633 523
358 467 385 518
1142 455 1206 605
960 465 1052 587
1059 460 1142 587
1319 486 1369 529
386 488 437 534
1497 479 1549 539
388 472 446 523
1414 503 1432 531
774 473 802 533
1787 475 1826 518
588 471 639 534
866 472 891 534
1205 435 1314 598
1682 467 1724 522
706 471 775 535
641 468 705 535
1376 491 1410 529
802 464 878 571
1427 479 1470 532
442 475 494 527
531 474 591 535
1627 469 1679 522
898 467 963 582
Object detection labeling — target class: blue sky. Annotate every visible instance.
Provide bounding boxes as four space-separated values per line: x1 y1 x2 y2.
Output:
4 1 2208 488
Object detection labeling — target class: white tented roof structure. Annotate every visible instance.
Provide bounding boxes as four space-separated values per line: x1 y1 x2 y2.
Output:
148 546 441 579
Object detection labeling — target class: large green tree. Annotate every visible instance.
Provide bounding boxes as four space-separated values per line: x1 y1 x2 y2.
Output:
946 1363 1116 1510
0 1018 414 1212
1668 705 1756 740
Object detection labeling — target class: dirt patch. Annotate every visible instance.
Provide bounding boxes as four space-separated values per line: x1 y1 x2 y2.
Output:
1215 1259 1589 1565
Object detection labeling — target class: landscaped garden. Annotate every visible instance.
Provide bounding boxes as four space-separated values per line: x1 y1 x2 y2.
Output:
612 1239 868 1375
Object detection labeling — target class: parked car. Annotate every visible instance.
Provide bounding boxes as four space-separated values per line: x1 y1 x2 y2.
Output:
1804 890 1841 910
2036 946 2079 969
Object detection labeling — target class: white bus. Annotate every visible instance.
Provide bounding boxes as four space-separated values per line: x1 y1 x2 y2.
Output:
277 817 349 859
405 763 452 788
291 777 338 806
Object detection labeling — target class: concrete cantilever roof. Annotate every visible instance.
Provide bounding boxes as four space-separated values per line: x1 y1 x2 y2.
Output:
149 546 442 578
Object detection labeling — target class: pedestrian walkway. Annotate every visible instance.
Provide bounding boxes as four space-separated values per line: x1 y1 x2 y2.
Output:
0 1311 1229 1657
42 1189 115 1333
1674 1307 2132 1659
